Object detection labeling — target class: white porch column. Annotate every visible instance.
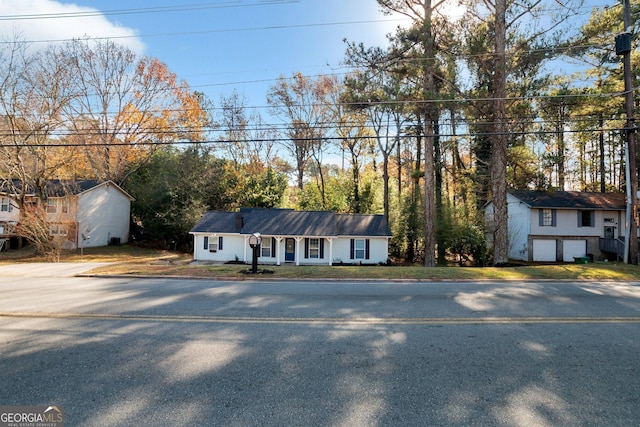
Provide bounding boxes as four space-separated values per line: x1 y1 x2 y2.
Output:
275 236 283 266
295 237 303 266
328 237 333 266
243 236 249 263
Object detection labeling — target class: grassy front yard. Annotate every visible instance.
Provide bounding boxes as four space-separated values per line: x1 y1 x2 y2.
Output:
2 244 639 281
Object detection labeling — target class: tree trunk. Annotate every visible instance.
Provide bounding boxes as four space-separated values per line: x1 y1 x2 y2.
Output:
382 152 390 219
599 113 605 192
424 118 437 267
434 121 446 265
421 0 437 267
491 0 509 266
557 109 566 191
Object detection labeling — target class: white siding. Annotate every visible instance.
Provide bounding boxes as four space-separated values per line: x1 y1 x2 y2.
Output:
531 209 622 237
77 183 131 248
507 194 530 261
332 237 389 264
192 234 389 265
485 194 531 261
193 234 245 262
367 238 389 264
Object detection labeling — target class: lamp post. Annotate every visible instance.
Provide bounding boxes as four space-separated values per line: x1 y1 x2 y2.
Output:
248 233 262 273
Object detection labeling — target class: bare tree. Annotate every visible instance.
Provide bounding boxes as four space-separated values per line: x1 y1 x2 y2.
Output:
267 72 337 199
218 91 278 172
0 40 77 209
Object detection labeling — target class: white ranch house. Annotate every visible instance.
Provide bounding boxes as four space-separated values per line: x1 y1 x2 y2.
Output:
190 208 392 266
0 180 133 250
485 190 632 262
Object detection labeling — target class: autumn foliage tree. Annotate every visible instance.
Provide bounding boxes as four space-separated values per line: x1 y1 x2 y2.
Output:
61 39 208 185
0 37 208 252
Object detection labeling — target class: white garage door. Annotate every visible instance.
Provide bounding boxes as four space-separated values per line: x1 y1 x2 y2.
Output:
533 239 557 262
563 240 587 262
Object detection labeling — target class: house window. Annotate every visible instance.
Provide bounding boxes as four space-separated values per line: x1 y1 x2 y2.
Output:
540 209 556 227
304 238 324 259
308 238 319 259
49 224 68 236
261 237 272 257
578 210 595 227
354 239 365 259
0 198 11 212
60 199 69 214
350 238 370 260
204 236 223 252
46 199 56 213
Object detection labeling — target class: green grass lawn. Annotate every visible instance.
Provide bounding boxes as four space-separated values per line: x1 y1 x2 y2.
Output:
1 244 639 280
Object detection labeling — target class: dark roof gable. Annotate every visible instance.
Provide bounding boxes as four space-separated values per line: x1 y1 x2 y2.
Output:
191 208 392 237
510 190 626 210
1 179 132 199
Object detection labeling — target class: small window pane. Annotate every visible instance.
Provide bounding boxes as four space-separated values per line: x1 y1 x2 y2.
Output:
261 238 272 257
309 238 319 258
208 236 218 252
580 210 594 227
355 239 365 259
46 199 56 213
0 198 11 212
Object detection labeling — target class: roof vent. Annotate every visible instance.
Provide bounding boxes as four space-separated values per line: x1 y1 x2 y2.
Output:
235 214 244 229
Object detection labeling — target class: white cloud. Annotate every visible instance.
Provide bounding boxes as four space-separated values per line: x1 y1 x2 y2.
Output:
0 0 144 53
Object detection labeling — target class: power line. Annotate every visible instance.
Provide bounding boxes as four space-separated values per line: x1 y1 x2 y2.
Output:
0 126 626 148
0 109 631 137
2 84 629 116
0 1 299 21
2 18 409 45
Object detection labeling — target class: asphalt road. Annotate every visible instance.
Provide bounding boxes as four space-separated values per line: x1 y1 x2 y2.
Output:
0 269 639 426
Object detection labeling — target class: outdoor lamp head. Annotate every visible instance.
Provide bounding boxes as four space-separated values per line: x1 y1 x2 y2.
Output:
249 233 262 247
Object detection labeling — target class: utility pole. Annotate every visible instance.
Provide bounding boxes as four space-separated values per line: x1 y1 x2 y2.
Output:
616 0 638 264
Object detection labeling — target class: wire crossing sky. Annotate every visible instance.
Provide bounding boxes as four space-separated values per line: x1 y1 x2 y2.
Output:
0 0 420 110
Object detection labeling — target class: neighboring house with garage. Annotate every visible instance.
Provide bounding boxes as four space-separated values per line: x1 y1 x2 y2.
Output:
485 190 630 262
190 207 392 265
0 179 133 250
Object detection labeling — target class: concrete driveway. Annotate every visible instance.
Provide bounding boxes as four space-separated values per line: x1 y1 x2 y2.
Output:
0 262 109 278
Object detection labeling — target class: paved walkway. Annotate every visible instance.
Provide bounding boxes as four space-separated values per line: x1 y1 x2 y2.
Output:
0 262 110 278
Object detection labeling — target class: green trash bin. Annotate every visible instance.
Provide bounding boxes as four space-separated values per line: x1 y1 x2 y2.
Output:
574 256 589 264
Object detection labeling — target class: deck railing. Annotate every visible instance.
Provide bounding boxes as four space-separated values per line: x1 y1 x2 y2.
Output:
599 237 640 262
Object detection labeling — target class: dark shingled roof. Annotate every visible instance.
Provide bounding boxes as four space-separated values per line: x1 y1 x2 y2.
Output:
510 190 626 210
1 179 112 197
45 180 102 197
337 214 392 237
191 208 392 237
189 211 241 234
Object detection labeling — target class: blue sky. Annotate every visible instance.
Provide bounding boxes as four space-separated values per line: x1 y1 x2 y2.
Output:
0 0 422 116
0 0 615 122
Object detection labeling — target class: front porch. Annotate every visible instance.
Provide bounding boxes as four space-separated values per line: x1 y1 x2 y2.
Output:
248 236 336 266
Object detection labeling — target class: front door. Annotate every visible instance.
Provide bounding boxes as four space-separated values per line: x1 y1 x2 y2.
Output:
285 238 295 262
604 226 616 239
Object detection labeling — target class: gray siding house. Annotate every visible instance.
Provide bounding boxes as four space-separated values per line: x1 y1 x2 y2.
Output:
485 190 628 262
